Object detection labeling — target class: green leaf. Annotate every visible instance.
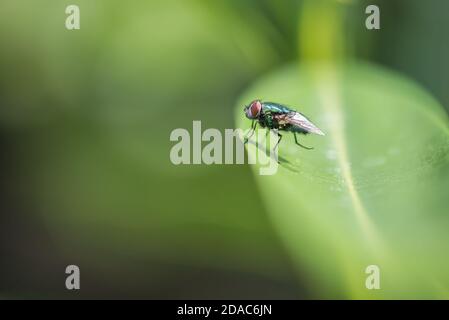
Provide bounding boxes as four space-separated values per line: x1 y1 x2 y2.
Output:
235 62 449 299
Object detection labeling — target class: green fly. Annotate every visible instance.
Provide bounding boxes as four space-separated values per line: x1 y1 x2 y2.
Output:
243 100 325 150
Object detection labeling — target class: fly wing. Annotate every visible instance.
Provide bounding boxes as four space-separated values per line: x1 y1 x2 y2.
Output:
284 112 325 135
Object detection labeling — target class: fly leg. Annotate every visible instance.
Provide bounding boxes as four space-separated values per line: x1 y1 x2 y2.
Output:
244 121 257 144
294 132 313 150
273 131 282 151
265 129 271 144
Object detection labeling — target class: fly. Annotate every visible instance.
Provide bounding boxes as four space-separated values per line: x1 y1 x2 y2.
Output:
243 99 325 150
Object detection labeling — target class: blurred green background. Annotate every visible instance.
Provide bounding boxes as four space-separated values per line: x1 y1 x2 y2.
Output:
0 0 448 298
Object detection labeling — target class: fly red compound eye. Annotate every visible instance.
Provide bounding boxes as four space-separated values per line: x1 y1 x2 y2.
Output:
250 100 262 117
